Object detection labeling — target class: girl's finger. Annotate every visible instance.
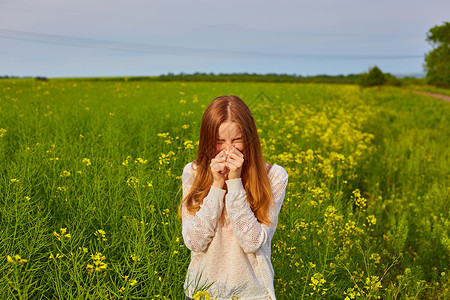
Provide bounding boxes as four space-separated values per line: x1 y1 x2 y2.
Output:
230 146 244 158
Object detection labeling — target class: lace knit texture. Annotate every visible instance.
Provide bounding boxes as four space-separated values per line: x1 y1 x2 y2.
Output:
181 162 288 300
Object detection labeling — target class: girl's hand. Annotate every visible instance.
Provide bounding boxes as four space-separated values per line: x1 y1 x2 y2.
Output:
226 146 244 180
210 149 229 188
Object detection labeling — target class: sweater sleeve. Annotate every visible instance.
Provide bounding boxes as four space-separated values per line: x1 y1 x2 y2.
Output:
181 163 226 252
225 165 289 254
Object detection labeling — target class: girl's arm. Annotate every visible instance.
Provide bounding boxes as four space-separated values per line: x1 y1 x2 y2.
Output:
181 163 226 252
225 166 288 254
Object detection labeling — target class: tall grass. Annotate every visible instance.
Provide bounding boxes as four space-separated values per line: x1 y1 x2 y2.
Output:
0 79 448 299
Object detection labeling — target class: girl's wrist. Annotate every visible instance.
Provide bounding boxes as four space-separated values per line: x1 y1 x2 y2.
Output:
212 180 225 189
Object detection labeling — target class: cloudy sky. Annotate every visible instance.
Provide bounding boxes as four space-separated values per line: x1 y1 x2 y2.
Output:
0 0 448 78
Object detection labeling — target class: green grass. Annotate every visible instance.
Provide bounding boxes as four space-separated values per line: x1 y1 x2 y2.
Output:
0 79 448 299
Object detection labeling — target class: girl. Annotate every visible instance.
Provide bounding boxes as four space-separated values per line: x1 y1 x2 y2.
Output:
180 95 288 300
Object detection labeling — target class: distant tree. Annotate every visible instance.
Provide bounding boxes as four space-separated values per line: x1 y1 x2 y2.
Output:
358 66 387 87
424 22 450 88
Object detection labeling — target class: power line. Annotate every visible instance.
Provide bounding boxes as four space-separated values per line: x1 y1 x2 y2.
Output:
0 29 423 60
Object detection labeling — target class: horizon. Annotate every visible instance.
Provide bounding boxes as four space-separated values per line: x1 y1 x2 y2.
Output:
0 71 426 80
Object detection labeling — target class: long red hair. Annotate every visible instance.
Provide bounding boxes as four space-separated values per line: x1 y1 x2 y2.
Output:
179 95 274 225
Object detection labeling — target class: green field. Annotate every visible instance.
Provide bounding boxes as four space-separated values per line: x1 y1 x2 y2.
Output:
0 78 449 299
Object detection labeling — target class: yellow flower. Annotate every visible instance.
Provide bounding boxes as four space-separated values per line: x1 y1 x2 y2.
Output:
82 158 92 166
135 157 148 164
0 128 6 138
193 291 213 300
86 264 94 273
7 255 14 264
130 253 140 263
60 170 71 177
7 254 27 265
367 215 377 225
157 132 170 138
94 229 107 241
129 279 138 286
127 177 139 188
184 140 195 150
182 124 190 129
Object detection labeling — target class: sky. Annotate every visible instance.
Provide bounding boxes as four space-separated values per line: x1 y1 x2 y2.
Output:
0 0 449 78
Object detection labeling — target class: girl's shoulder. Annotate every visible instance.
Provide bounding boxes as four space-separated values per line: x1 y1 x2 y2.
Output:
182 162 198 183
266 163 288 183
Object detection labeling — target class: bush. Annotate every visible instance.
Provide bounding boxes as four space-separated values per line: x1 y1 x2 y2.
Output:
358 66 387 87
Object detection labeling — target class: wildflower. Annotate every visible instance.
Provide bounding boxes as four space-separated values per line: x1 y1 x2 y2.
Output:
129 279 137 286
7 255 15 263
0 128 6 138
7 254 27 265
369 253 381 264
56 186 67 193
10 179 19 183
127 177 139 188
343 287 361 299
79 247 88 253
367 215 377 225
157 132 170 138
122 156 132 166
94 229 107 241
135 157 148 164
60 170 71 177
158 151 175 165
130 254 140 263
82 158 92 166
184 140 195 150
193 291 213 300
352 189 367 208
182 124 190 129
54 228 71 240
309 272 326 291
87 252 107 274
86 264 94 273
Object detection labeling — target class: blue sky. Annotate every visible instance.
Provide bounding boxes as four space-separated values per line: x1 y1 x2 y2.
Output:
0 0 448 78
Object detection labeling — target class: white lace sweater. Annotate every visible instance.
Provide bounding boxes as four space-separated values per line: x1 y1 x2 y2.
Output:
181 162 288 300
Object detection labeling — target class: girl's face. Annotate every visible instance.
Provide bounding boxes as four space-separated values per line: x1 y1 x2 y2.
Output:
215 121 244 156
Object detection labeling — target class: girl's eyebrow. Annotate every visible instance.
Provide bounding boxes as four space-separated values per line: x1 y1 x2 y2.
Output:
217 137 242 141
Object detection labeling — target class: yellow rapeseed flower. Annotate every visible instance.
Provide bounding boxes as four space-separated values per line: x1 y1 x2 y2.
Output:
60 170 71 177
82 158 92 166
94 229 107 241
129 279 137 286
